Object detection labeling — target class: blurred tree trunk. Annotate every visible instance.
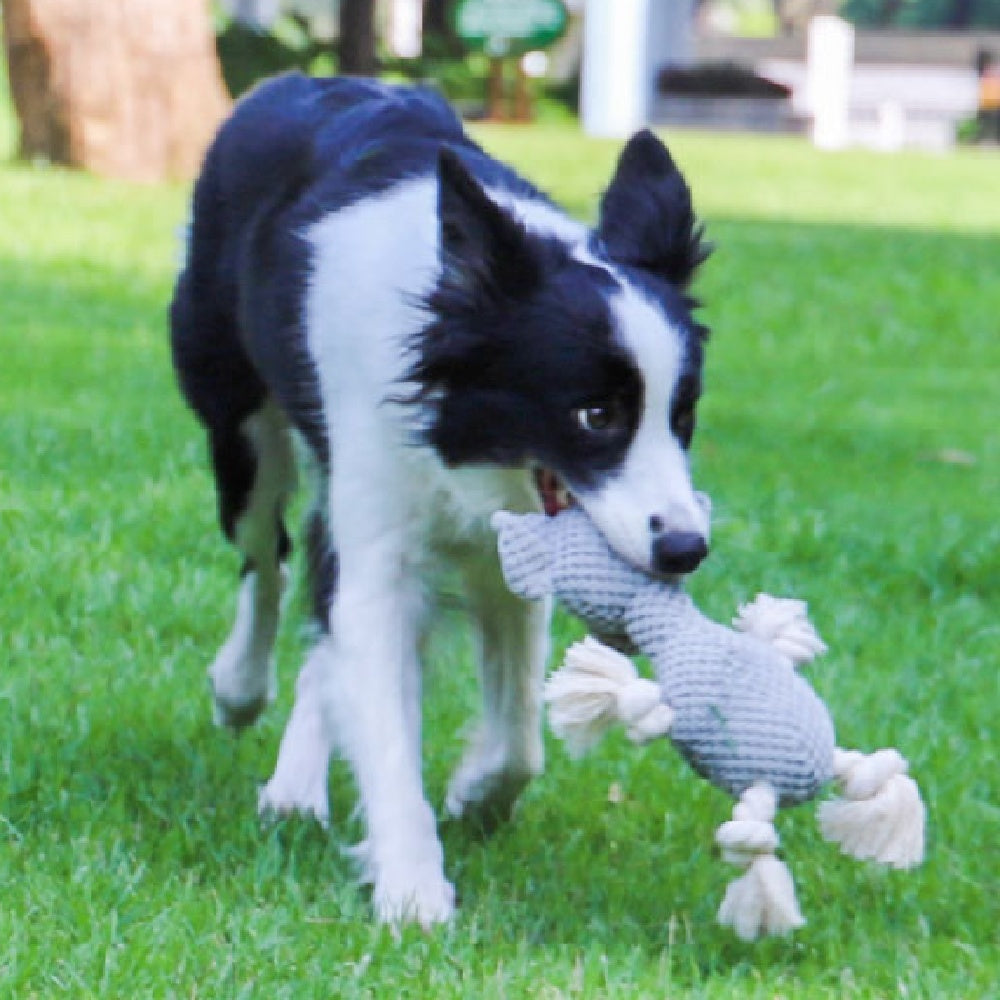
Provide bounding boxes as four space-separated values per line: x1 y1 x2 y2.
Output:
878 0 903 24
770 1 791 35
423 0 449 36
946 0 974 27
1 0 229 181
339 0 377 75
422 0 462 54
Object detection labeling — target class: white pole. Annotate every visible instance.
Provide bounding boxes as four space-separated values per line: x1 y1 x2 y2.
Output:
386 0 422 58
807 16 855 150
581 0 650 138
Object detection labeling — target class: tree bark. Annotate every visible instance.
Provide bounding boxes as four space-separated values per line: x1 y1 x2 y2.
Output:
339 0 377 76
878 0 904 26
946 0 975 28
422 0 462 56
1 0 230 182
423 0 449 36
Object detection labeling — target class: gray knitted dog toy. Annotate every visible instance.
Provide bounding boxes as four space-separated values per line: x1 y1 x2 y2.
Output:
492 507 925 941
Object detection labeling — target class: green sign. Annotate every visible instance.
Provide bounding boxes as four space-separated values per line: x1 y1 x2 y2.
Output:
452 0 569 58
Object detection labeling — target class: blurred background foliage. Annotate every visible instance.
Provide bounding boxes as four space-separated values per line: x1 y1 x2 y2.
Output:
210 1 1000 115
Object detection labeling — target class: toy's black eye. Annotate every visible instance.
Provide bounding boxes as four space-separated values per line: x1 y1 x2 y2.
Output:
575 401 626 433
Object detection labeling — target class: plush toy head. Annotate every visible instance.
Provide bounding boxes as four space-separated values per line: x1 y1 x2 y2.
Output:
492 506 656 640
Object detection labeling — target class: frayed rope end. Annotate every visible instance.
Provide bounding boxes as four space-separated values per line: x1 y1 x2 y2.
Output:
818 748 926 869
717 856 806 941
733 593 828 667
715 784 805 941
544 637 673 757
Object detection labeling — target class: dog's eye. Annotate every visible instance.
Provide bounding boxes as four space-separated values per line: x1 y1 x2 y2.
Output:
575 402 625 434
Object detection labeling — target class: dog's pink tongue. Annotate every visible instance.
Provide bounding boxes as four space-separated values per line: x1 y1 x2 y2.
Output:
535 469 567 517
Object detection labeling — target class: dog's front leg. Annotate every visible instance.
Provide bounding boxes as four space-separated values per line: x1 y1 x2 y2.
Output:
258 641 335 825
327 536 454 927
446 560 550 829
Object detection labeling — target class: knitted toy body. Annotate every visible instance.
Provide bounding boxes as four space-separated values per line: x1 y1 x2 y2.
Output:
493 507 925 940
496 507 835 804
633 596 836 805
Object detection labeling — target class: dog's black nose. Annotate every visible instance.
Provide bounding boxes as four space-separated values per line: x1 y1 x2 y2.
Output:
652 531 708 575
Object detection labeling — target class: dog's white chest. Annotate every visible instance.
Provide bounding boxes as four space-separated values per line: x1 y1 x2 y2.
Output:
422 462 538 552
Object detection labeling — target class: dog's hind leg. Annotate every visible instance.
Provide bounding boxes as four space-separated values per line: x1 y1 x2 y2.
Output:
171 264 297 729
446 557 550 829
205 400 297 729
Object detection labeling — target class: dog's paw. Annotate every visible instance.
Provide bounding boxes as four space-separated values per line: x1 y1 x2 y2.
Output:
445 744 540 832
258 767 330 828
212 689 269 730
371 863 456 929
258 780 330 828
348 835 455 928
208 642 274 731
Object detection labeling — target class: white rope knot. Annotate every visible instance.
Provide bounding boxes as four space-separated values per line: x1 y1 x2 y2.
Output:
715 783 805 941
733 593 828 668
544 637 674 757
818 747 926 868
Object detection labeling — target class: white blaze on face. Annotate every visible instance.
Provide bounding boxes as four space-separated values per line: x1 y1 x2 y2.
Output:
577 283 709 572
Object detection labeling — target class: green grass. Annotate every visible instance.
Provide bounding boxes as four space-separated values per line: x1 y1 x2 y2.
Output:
1 112 998 997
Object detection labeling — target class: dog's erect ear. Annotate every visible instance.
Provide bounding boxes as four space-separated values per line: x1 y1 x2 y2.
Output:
597 129 710 287
437 148 543 303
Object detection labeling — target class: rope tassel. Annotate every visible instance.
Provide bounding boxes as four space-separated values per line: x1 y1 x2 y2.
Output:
716 784 805 941
732 593 828 667
544 637 674 756
817 748 925 868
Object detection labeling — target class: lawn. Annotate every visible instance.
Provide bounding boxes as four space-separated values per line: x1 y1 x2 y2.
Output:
1 97 998 996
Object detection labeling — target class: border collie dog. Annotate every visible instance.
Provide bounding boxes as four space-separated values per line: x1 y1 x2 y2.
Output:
170 73 710 926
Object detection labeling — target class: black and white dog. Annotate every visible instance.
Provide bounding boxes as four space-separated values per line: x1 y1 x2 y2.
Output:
170 74 710 926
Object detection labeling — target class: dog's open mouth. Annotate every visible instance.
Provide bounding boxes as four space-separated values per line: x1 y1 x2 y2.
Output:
534 467 572 517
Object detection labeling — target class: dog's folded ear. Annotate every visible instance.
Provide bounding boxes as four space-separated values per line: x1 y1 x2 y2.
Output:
596 129 710 288
436 148 545 305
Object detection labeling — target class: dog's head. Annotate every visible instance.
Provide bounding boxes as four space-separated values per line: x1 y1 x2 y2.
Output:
409 130 711 576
